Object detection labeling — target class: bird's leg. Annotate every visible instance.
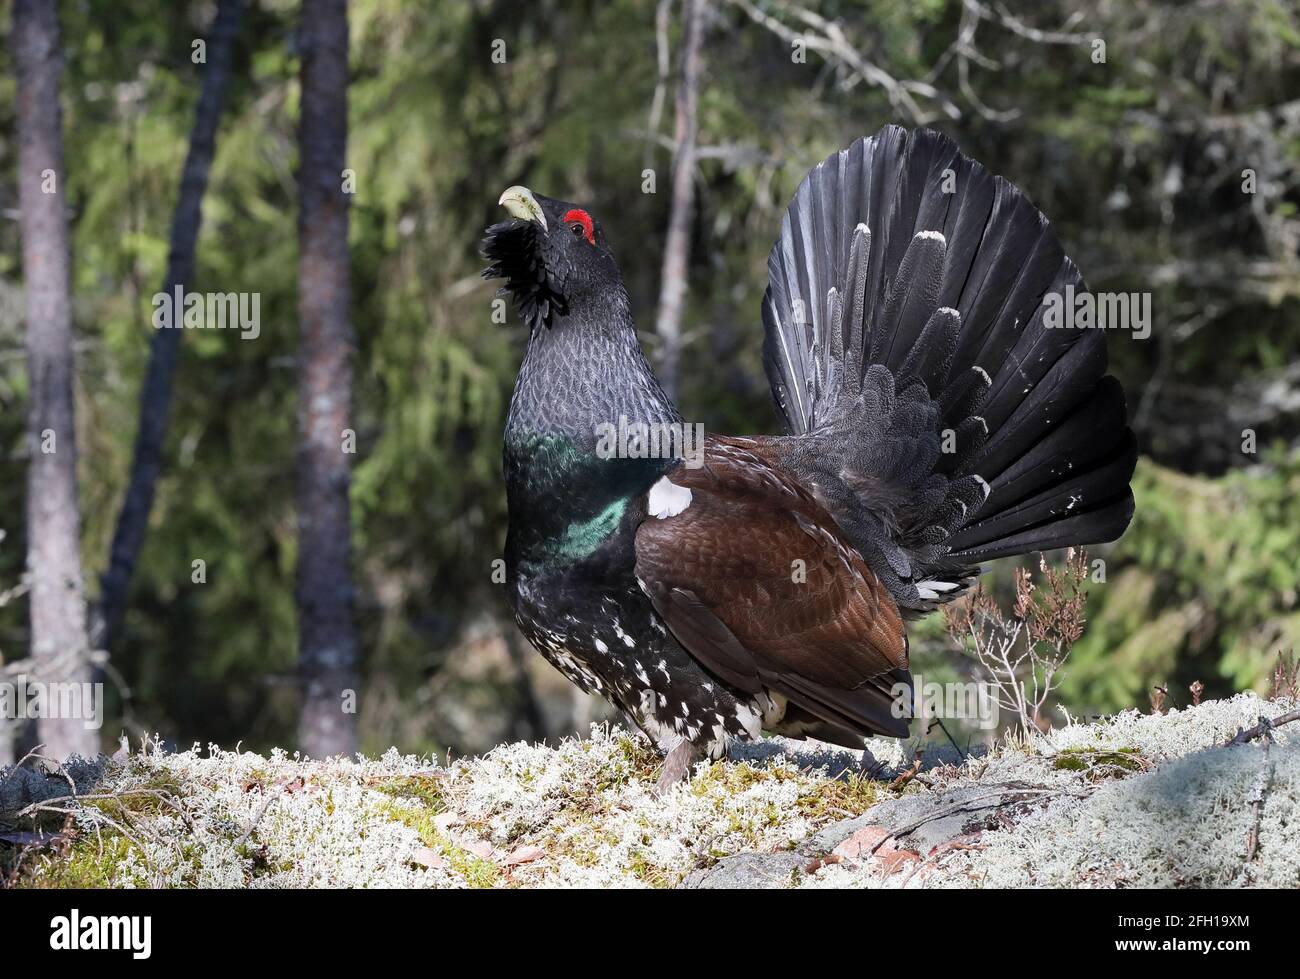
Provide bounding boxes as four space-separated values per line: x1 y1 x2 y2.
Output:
655 738 702 794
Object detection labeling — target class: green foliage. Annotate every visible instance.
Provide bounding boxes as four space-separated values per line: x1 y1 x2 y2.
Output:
1064 451 1300 712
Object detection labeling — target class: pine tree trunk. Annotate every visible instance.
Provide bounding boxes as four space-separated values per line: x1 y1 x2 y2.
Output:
96 0 243 654
11 0 94 759
654 0 706 399
295 0 359 758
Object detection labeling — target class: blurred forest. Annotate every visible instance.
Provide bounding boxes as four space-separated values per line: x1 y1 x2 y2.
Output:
0 0 1297 759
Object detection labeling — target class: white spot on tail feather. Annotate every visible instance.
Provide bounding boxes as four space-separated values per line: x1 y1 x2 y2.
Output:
915 229 946 242
918 579 960 592
917 578 961 599
648 476 692 519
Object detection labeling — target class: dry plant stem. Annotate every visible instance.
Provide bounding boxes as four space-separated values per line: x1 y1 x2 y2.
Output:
21 802 155 876
12 776 202 886
1269 651 1298 702
1217 708 1298 869
927 717 967 762
1244 738 1271 864
896 834 987 887
888 754 922 791
946 549 1088 734
17 788 187 821
1150 686 1166 714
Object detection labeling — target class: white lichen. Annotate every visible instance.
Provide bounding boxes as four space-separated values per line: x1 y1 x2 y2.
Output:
3 694 1294 889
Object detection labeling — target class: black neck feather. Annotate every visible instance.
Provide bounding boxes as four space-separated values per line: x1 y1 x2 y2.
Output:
504 294 680 572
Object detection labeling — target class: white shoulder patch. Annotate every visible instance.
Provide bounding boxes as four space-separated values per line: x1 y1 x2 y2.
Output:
648 476 692 519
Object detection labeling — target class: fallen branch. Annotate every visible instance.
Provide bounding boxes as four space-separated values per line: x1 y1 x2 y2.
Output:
868 786 1072 857
888 754 922 792
1225 708 1300 747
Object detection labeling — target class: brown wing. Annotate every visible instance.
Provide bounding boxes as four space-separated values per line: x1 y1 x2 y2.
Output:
635 436 912 739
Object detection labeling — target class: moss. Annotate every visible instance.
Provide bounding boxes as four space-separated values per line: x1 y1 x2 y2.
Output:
796 771 885 821
627 849 673 887
690 760 760 796
371 774 447 811
553 820 621 870
1053 746 1146 776
614 731 663 769
3 764 199 889
13 834 138 889
82 772 190 820
379 800 501 888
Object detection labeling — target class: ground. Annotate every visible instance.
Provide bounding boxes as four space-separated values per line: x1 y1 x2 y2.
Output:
1 692 1296 888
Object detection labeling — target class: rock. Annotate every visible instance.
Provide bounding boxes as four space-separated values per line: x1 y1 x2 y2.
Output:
830 825 921 876
0 755 108 830
853 785 1037 856
683 783 1053 888
681 851 807 889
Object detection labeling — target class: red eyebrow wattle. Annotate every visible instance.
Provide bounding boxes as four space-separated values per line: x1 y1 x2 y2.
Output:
562 208 595 244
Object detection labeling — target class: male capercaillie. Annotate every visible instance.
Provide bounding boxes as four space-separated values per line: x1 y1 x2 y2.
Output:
484 126 1137 790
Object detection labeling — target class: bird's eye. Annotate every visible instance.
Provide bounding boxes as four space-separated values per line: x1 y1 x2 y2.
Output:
561 208 595 244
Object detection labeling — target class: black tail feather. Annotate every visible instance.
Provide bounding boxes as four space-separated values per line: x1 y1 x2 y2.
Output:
761 126 1137 613
984 377 1129 513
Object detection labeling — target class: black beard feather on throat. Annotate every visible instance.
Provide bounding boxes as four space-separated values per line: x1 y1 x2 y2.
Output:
481 219 569 332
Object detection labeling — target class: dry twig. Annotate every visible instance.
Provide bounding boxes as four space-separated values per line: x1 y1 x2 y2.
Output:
945 549 1089 733
1224 708 1300 747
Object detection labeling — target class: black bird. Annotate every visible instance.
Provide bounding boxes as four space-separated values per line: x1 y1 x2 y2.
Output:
483 126 1137 790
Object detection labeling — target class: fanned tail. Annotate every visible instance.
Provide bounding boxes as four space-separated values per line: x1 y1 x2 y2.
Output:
762 126 1136 613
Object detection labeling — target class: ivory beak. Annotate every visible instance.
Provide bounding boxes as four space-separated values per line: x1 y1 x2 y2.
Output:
497 185 547 231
